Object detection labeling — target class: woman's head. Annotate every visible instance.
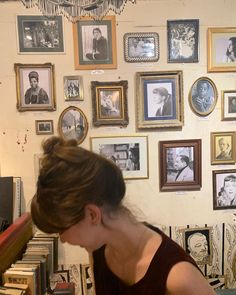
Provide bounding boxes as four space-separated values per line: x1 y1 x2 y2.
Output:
223 175 236 200
227 37 236 55
28 71 39 89
153 87 169 104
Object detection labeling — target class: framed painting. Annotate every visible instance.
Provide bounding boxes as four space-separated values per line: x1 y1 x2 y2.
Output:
167 19 199 63
50 270 70 290
123 32 159 63
189 77 218 116
207 27 236 72
91 80 129 126
64 75 83 101
35 120 54 135
58 106 88 145
213 169 236 210
80 264 94 295
210 131 236 165
17 15 64 54
136 70 183 129
159 139 202 191
90 135 148 180
222 90 236 121
14 63 56 111
73 16 117 70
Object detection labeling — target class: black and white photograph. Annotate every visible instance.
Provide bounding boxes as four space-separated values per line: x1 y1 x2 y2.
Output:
211 132 235 165
64 76 83 101
35 120 54 135
222 90 236 121
81 264 94 295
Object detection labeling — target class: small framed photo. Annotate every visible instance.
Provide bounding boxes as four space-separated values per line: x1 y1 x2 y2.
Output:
222 90 236 121
123 32 159 63
91 80 128 126
35 120 54 135
50 270 70 290
80 264 94 295
64 76 83 101
213 169 236 210
136 70 183 129
210 131 236 165
58 106 88 145
73 16 117 70
159 139 202 191
90 135 148 180
189 77 218 116
16 15 64 54
167 19 199 63
14 63 56 111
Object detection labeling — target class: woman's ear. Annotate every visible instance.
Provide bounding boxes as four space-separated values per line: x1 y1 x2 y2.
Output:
85 204 102 225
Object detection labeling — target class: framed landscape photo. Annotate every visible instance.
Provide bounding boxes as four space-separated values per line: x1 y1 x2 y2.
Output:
90 135 148 180
167 19 199 63
136 70 183 129
91 80 128 126
123 32 159 63
73 16 117 70
14 63 56 111
35 120 54 135
17 15 64 54
222 90 236 121
159 139 202 191
64 75 83 101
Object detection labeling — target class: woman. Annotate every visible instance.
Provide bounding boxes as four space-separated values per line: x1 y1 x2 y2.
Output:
152 87 172 117
25 71 49 104
31 136 215 295
217 175 236 207
223 37 236 62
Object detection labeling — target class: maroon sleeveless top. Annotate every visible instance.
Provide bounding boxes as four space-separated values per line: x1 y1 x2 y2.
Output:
92 224 199 295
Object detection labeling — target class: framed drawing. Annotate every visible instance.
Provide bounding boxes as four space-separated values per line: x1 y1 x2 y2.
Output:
222 90 236 121
73 16 117 70
207 27 236 72
35 120 54 135
159 139 202 191
50 270 70 290
91 80 128 126
14 63 56 111
136 70 183 129
213 169 236 210
189 77 218 116
80 264 94 295
210 131 235 165
17 15 64 54
90 135 148 180
123 32 159 63
167 19 199 63
58 106 88 145
64 76 83 101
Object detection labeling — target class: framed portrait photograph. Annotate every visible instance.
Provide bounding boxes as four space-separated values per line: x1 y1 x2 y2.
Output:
123 32 159 63
221 90 236 121
167 19 199 63
90 135 148 180
35 120 54 135
210 131 236 165
80 264 94 295
73 16 117 70
207 27 236 72
136 70 183 129
14 63 56 112
91 80 128 126
189 77 218 116
17 15 64 54
159 139 202 191
58 106 88 145
64 76 83 101
50 270 70 290
213 169 236 210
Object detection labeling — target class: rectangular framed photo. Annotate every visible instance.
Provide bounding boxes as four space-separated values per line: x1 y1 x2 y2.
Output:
136 70 184 129
167 19 199 63
213 169 236 210
50 270 70 290
123 32 159 63
159 139 202 191
207 27 236 72
64 75 83 101
17 15 64 54
90 135 148 180
73 16 117 70
35 120 54 135
14 63 56 111
91 80 128 126
221 90 236 121
80 264 94 295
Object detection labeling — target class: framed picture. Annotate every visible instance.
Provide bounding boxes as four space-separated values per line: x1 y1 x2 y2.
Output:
213 169 236 210
17 15 64 54
80 264 94 295
207 27 236 72
189 77 218 116
14 63 56 112
90 135 148 180
123 32 159 63
58 106 88 145
91 80 129 126
221 90 236 121
159 139 202 191
50 270 70 290
35 120 54 135
136 70 183 129
73 16 117 70
210 131 236 165
64 76 83 101
167 19 199 63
